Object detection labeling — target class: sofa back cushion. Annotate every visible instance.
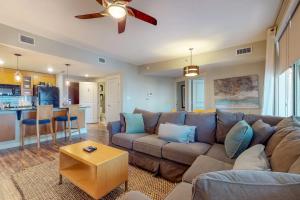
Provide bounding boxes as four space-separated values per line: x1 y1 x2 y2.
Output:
156 112 186 133
275 116 300 131
133 108 161 134
271 129 300 172
244 114 284 126
265 127 299 157
185 113 216 144
216 110 244 143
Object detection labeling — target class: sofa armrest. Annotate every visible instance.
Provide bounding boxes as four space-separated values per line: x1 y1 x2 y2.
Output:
124 191 151 200
192 170 300 200
107 121 121 145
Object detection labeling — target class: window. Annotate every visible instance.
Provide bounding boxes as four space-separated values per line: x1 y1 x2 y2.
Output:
191 79 205 111
278 68 293 117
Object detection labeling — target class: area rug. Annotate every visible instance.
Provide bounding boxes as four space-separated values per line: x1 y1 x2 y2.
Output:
11 160 176 200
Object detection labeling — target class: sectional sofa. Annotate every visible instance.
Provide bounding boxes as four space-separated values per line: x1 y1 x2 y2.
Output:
107 108 300 200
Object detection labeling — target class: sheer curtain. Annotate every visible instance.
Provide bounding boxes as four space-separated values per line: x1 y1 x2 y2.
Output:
262 28 276 115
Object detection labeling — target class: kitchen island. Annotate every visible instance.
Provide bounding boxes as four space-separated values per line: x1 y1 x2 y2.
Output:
0 107 87 150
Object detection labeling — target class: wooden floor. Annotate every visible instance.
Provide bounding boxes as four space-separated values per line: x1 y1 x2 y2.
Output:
0 124 108 175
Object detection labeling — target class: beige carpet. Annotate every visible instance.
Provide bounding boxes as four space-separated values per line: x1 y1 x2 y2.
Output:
11 160 176 200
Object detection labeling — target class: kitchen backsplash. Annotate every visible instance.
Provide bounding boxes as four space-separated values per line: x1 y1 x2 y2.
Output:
0 96 32 107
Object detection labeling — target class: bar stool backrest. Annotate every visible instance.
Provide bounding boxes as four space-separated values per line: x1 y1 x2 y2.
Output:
68 104 80 118
37 105 53 120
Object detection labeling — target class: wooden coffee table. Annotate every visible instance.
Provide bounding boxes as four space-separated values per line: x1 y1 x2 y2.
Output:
59 140 128 199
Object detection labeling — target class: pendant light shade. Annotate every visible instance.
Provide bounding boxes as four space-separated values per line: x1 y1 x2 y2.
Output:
14 54 22 82
183 48 199 77
65 64 70 86
184 65 200 77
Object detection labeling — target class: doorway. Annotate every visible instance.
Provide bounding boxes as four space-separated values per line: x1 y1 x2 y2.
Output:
176 81 186 111
105 76 121 122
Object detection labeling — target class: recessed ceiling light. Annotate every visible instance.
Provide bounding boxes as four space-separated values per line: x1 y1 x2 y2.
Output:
0 59 4 65
47 67 53 73
85 74 89 77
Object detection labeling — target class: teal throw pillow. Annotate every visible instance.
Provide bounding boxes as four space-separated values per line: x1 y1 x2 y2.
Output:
225 120 253 159
123 113 145 133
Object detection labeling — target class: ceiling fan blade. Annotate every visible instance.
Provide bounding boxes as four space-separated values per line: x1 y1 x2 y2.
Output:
96 0 109 7
127 6 157 26
75 12 106 19
118 16 127 34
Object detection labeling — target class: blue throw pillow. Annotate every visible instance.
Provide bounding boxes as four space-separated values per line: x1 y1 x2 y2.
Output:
123 113 145 133
158 123 191 143
225 120 253 159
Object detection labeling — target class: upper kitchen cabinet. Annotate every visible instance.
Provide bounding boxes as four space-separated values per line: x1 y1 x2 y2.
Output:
288 6 300 66
0 68 21 85
32 73 56 86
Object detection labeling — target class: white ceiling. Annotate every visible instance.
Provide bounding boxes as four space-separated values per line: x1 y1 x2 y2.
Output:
0 44 103 78
0 0 282 66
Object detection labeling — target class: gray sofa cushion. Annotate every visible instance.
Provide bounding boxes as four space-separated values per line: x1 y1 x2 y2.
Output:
156 112 186 133
216 110 244 143
165 182 192 200
185 113 216 144
162 142 211 165
271 129 300 172
193 170 300 200
112 133 149 149
265 127 299 157
133 135 168 158
244 114 283 126
183 155 233 184
134 108 161 134
205 143 235 164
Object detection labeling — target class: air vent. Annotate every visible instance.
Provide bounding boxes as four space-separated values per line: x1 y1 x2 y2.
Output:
236 47 252 55
19 34 35 45
98 57 106 64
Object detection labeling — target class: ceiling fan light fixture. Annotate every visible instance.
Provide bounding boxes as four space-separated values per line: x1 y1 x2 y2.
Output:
107 4 126 19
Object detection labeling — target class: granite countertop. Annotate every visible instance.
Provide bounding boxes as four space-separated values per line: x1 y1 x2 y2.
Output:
0 106 88 112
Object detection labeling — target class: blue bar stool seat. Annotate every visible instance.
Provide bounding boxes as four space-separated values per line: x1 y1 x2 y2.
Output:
22 119 51 125
55 116 77 122
21 105 54 149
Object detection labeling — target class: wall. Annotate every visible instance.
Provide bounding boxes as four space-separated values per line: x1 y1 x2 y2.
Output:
203 61 265 114
121 67 176 113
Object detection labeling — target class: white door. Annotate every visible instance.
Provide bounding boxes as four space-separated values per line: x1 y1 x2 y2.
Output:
79 82 98 123
106 77 121 122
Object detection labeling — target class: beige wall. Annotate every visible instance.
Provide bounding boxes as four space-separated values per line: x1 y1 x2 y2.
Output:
202 61 265 114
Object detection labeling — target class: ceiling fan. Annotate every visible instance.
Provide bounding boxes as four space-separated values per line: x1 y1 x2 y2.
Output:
75 0 157 34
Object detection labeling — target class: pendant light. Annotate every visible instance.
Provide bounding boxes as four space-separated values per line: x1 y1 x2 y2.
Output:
65 64 70 86
183 48 200 77
14 54 22 82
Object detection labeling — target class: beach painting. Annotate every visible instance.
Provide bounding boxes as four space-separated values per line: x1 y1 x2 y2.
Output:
214 75 259 108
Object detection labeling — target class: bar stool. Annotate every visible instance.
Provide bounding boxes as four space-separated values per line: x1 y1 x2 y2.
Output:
54 104 81 141
21 105 55 149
